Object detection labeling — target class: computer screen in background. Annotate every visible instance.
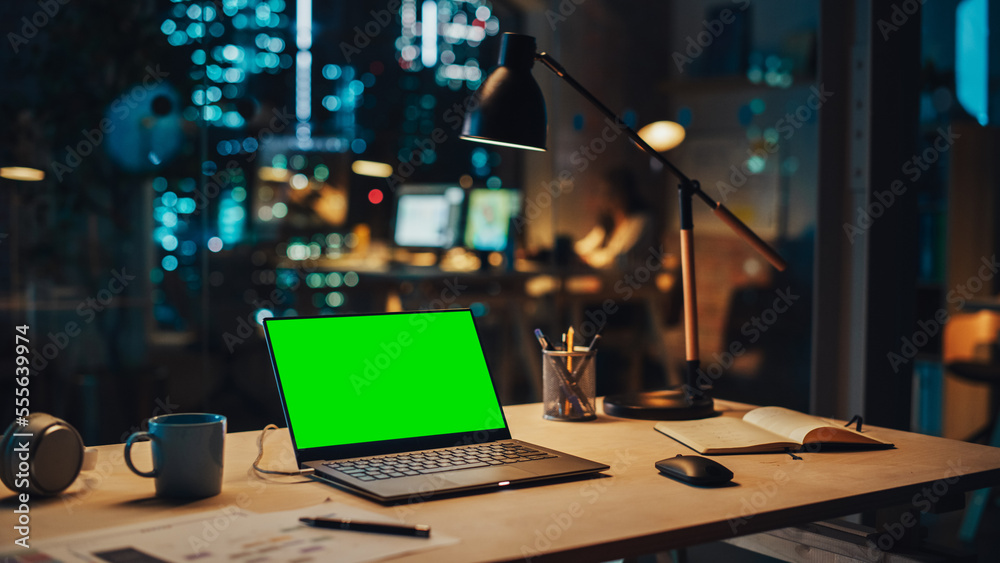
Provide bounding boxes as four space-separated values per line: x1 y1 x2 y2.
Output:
463 188 521 251
392 185 466 248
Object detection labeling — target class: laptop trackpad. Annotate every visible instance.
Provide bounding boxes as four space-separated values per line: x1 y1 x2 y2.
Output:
439 465 537 486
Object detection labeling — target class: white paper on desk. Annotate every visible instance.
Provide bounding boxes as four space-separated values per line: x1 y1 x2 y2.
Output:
12 503 457 563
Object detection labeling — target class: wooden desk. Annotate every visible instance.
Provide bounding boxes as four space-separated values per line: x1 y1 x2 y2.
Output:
7 400 1000 562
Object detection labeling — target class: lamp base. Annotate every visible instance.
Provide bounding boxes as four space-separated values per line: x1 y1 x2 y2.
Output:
603 389 716 420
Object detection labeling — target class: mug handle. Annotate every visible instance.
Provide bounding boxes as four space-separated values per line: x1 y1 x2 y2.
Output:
124 432 159 478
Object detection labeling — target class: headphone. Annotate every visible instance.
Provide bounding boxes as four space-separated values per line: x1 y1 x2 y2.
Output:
1 413 97 495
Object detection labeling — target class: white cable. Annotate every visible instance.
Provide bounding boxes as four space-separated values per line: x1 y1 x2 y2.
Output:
252 424 314 481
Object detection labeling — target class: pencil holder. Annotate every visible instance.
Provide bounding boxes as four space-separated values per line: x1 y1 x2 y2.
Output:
542 347 597 421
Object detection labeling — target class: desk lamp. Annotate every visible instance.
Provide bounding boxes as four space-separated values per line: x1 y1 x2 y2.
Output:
461 33 787 420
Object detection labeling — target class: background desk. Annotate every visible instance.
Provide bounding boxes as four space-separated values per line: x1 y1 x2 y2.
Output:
5 400 1000 562
276 257 683 401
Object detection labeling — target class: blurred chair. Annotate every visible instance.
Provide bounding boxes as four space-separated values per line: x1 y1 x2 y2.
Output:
943 310 1000 444
943 309 1000 542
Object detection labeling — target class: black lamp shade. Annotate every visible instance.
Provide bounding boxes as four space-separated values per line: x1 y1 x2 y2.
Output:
461 33 547 151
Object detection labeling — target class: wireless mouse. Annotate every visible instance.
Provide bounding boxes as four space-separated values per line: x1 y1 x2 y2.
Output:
655 455 734 485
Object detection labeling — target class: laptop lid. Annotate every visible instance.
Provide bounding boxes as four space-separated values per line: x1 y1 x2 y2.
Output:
263 310 512 466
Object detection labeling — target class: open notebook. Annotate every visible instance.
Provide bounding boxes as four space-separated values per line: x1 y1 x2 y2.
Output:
655 406 893 455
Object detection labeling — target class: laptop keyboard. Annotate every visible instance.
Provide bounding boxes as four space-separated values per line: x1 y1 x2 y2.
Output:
324 442 557 481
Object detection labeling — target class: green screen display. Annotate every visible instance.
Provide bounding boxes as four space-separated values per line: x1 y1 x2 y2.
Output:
266 310 506 449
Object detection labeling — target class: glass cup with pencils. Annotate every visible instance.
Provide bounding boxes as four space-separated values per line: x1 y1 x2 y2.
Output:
536 327 599 421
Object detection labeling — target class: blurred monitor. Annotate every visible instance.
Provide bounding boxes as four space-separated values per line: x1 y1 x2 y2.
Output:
393 185 466 249
463 188 521 251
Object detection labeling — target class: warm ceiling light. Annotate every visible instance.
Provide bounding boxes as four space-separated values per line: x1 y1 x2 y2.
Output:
637 121 686 152
1 166 46 181
258 167 290 182
351 160 394 178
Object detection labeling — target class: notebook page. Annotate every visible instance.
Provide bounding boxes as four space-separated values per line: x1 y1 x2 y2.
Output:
655 416 796 454
742 406 837 444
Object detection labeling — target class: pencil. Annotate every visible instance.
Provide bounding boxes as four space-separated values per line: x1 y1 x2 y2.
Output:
565 326 575 415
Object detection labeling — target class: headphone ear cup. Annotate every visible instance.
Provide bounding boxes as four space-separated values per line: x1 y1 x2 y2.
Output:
1 413 84 495
34 417 84 496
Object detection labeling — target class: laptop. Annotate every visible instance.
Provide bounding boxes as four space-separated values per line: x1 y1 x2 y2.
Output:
262 309 609 503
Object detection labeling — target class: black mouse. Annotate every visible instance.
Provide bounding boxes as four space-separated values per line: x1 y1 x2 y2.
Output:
655 454 734 485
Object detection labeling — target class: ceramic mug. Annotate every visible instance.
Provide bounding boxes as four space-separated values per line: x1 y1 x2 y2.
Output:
124 413 226 498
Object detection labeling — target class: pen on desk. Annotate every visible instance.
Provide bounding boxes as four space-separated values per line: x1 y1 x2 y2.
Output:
299 517 431 538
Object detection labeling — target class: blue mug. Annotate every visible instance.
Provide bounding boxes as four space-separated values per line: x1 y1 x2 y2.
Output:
125 413 226 498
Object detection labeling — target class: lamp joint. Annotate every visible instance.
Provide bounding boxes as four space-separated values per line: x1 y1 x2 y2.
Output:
536 53 566 77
